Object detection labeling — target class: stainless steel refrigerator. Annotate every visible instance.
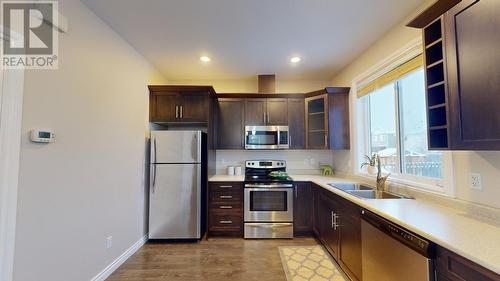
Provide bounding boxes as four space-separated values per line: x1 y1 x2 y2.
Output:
149 130 206 240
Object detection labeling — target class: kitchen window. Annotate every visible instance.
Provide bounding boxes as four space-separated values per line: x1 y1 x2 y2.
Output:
356 52 453 195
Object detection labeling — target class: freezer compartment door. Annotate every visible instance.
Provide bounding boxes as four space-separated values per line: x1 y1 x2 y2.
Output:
149 163 200 239
151 131 201 163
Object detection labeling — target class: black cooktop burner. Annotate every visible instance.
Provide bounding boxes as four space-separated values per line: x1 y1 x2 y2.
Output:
244 160 293 184
244 175 294 183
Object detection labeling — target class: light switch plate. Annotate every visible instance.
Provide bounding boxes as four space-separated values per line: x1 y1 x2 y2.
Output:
106 236 113 249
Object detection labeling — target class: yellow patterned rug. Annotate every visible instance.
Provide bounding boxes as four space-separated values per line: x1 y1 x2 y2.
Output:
279 246 348 281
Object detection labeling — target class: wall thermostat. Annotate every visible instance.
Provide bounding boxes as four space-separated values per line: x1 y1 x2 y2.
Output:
30 129 55 143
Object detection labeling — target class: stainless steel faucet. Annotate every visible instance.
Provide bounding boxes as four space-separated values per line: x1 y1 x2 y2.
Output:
376 155 390 191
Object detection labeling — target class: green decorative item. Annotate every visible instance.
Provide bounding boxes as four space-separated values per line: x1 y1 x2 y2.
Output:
268 171 289 180
320 165 334 176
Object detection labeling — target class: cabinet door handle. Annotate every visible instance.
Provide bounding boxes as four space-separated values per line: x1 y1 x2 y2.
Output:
295 186 298 198
333 213 339 230
267 112 270 124
324 134 328 148
180 106 183 118
220 195 233 199
219 220 233 224
219 206 233 209
219 185 233 188
175 106 179 119
331 211 334 228
263 112 266 124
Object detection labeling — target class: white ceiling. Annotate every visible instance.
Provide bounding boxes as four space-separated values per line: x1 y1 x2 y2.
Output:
81 0 425 81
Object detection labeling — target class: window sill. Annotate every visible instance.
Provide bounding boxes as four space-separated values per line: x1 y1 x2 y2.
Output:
353 172 452 197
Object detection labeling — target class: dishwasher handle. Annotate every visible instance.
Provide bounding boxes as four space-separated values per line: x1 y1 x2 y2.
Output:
361 210 435 258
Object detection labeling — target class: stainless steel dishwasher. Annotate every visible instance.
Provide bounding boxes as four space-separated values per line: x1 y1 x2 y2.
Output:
361 210 435 281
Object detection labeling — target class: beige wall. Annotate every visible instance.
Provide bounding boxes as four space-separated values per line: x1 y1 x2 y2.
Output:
331 1 500 210
166 78 331 93
13 1 165 281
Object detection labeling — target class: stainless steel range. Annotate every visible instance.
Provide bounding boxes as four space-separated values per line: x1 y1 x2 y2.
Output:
244 160 294 239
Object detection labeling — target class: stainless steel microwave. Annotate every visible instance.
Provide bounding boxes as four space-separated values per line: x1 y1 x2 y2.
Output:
244 126 289 150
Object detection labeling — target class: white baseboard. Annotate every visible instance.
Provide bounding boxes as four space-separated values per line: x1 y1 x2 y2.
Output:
90 235 148 281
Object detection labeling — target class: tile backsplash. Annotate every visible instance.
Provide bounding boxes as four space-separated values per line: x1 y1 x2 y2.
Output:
216 150 335 175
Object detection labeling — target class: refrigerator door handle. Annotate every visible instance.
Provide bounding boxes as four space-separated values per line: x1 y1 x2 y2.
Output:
153 136 157 164
151 164 157 193
194 131 202 162
196 163 201 236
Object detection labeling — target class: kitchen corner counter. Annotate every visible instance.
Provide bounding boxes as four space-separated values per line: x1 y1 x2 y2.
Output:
208 174 500 274
303 176 500 275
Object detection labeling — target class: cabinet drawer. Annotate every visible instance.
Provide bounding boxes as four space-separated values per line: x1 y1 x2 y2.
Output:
209 190 241 202
435 246 500 281
210 202 242 211
209 183 242 202
209 213 242 229
209 182 242 192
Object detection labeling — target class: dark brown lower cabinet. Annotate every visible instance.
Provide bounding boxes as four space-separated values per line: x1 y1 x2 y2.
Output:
338 200 362 281
312 184 361 281
208 182 243 237
293 182 313 235
313 187 340 259
435 246 500 281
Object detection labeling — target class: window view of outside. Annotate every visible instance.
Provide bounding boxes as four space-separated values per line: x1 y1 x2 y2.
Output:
399 69 443 179
368 83 398 173
366 68 443 179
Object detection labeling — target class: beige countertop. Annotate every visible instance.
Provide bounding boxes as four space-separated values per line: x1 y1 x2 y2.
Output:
209 175 245 182
208 174 500 274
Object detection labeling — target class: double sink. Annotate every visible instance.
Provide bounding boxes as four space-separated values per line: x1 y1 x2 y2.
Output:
328 183 413 199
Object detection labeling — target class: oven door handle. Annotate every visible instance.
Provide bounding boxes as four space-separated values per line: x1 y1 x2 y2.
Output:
245 188 292 192
244 184 293 188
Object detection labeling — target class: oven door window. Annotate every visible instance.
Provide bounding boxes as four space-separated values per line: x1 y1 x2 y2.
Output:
250 191 287 211
246 131 278 146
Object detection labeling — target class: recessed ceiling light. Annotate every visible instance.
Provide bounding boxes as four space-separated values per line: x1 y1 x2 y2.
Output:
290 56 301 63
200 56 211 62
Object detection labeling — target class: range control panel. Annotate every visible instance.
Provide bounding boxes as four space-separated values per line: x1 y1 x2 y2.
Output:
245 160 286 169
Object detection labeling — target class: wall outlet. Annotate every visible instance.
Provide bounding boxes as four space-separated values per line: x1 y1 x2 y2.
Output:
106 236 113 249
469 173 482 190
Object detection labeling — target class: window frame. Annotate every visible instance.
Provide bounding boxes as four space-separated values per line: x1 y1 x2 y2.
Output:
352 40 454 196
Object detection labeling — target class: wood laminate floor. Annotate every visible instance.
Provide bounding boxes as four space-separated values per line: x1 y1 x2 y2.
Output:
107 237 320 281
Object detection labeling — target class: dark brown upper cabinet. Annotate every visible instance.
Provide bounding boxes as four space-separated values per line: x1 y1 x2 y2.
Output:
149 86 214 124
266 98 288 125
151 91 179 122
445 0 500 150
245 98 267 126
244 98 288 126
287 98 305 149
305 88 350 150
409 0 500 150
179 93 209 123
216 98 245 149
